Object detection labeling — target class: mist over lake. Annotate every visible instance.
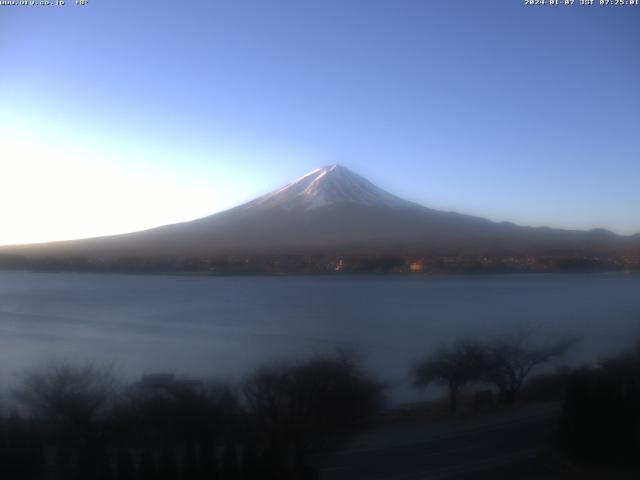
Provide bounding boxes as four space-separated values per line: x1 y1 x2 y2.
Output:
1 271 639 403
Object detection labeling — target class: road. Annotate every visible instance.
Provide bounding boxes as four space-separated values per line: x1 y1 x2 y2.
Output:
317 403 561 480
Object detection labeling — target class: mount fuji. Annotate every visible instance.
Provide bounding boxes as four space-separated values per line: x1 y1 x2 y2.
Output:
1 165 637 263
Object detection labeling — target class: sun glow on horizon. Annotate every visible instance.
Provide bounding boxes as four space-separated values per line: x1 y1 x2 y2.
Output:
0 130 226 246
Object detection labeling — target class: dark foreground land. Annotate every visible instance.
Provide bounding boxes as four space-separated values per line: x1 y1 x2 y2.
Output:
318 341 640 480
2 334 639 479
317 403 560 480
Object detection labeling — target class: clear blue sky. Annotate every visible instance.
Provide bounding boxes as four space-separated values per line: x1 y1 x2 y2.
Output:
1 0 639 244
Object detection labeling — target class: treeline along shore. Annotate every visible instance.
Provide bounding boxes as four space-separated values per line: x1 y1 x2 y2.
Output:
0 252 638 275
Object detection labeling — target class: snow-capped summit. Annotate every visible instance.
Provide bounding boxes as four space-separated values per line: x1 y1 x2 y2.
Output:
244 165 419 211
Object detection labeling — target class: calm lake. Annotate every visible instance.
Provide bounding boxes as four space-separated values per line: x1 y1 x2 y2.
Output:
1 271 639 403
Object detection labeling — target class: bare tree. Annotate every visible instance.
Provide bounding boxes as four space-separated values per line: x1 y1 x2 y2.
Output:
14 360 118 480
413 341 486 414
243 353 383 479
483 329 576 404
15 360 118 431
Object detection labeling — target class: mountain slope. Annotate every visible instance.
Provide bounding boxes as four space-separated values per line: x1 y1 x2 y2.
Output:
1 165 638 260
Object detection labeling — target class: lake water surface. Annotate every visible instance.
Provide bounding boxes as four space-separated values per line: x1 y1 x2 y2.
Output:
1 271 639 403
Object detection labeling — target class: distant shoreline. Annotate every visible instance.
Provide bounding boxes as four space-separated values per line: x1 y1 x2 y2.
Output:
0 266 637 278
